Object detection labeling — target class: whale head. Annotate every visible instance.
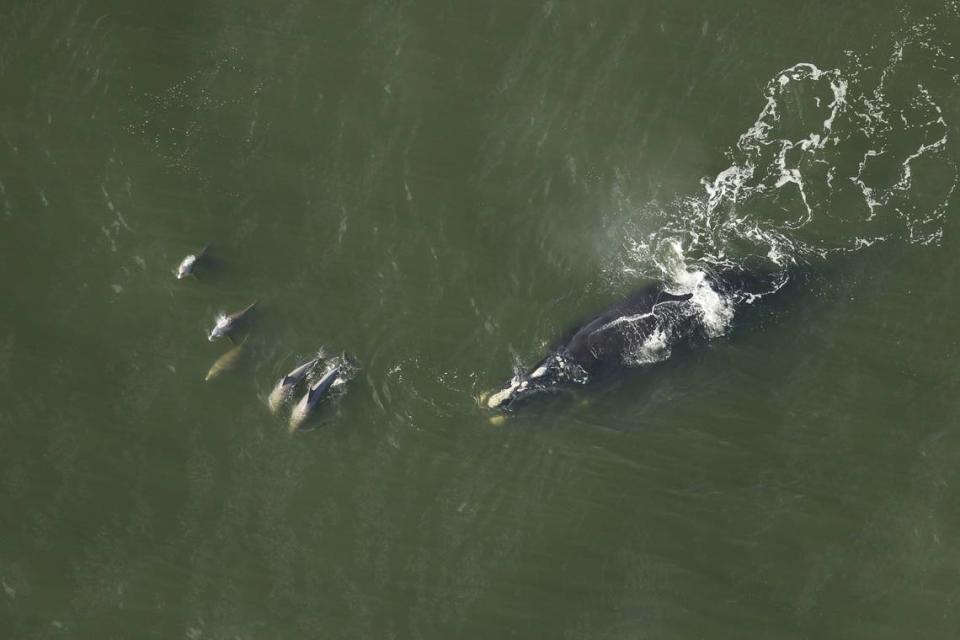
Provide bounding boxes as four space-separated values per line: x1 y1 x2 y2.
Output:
485 375 524 410
485 353 575 411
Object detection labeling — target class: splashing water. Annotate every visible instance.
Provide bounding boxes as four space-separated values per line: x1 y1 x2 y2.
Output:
609 11 958 346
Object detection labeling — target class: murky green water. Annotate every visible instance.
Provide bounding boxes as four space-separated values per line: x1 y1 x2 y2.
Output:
2 1 960 638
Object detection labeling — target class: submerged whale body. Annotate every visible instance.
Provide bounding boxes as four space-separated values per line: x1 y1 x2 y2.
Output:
485 265 785 411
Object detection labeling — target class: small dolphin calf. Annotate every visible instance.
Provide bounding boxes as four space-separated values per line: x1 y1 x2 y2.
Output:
268 352 325 414
205 339 247 381
289 365 341 433
208 301 257 343
176 245 209 279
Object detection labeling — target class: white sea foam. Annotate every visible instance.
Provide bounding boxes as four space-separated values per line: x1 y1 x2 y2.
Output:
604 8 958 357
680 269 734 338
617 13 954 268
623 329 671 366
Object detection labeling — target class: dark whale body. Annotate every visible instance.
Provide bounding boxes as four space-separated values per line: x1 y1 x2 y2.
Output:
484 266 784 411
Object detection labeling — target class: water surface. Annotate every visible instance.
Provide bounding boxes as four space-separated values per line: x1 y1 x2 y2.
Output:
2 1 960 638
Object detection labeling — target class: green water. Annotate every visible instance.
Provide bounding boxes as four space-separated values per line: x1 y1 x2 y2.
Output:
2 1 960 638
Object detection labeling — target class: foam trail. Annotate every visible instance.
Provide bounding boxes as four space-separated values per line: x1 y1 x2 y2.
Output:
607 9 957 341
593 8 960 375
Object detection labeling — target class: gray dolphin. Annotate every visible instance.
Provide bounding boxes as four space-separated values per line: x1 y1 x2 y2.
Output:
176 244 209 280
289 364 341 433
208 301 257 343
268 352 325 414
205 338 248 381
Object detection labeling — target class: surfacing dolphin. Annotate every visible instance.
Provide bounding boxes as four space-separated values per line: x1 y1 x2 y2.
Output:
268 351 325 414
483 265 786 411
176 244 209 280
208 301 257 343
289 364 341 433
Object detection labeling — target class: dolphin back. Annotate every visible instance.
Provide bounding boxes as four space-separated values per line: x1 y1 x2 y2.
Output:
306 366 341 407
282 356 320 387
231 301 258 321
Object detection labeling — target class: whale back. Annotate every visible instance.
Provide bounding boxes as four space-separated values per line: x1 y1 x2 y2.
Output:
486 266 790 411
559 283 694 371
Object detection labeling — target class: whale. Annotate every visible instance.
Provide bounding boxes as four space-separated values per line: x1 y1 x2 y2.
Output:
483 265 786 411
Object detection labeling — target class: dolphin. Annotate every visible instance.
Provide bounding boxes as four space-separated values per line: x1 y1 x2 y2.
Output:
176 244 209 280
208 301 257 343
484 265 786 411
268 352 325 414
205 338 248 381
289 364 341 433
